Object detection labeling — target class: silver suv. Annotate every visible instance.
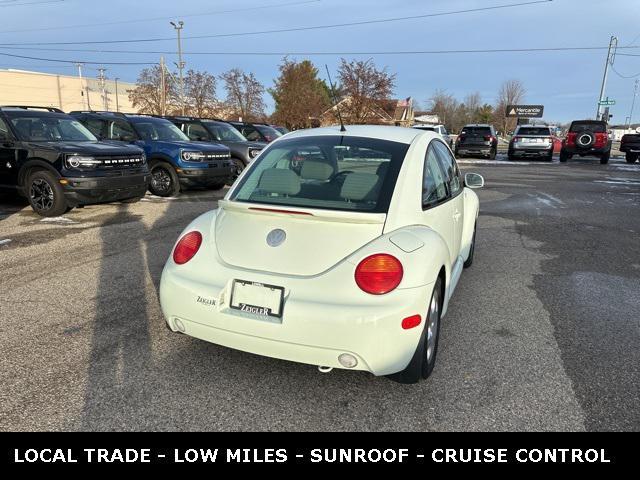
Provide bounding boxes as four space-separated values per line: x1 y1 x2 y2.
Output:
508 125 554 161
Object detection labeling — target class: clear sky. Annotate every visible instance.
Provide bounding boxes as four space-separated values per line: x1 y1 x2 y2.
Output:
0 0 639 124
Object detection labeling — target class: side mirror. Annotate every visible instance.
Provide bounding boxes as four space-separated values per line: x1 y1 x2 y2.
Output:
465 173 485 189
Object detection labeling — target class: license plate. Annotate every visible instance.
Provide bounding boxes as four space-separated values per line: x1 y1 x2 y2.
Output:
230 280 285 318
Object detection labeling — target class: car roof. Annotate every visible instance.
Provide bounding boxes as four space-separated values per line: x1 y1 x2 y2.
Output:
127 115 171 123
516 124 551 128
462 124 492 127
281 125 430 145
570 119 606 124
2 109 70 118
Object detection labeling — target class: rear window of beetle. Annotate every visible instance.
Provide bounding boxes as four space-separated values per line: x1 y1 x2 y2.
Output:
230 136 409 213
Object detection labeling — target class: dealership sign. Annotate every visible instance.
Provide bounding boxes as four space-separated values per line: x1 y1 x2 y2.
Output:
506 105 544 118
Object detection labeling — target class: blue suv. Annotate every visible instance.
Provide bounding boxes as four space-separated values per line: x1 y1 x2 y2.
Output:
70 111 232 197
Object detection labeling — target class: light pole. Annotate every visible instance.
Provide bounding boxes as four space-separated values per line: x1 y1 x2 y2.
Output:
170 20 186 115
76 62 87 110
627 79 639 129
596 36 617 121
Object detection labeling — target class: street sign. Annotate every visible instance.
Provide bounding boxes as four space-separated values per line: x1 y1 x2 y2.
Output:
506 105 544 118
598 99 616 106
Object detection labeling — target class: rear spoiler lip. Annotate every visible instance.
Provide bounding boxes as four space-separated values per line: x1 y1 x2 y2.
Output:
218 200 386 225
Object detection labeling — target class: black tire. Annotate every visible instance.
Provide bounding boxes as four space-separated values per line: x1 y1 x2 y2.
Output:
600 150 610 165
149 161 180 197
463 223 477 268
26 170 68 217
625 152 638 164
389 278 443 384
559 150 569 163
547 149 554 162
454 148 460 158
207 182 226 191
227 157 245 186
489 147 497 160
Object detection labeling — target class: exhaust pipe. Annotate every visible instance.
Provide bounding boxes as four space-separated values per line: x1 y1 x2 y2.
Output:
318 366 333 374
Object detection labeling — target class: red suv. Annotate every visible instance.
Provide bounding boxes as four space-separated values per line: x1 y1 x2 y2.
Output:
560 120 611 164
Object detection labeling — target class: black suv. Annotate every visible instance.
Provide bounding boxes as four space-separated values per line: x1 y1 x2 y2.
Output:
164 116 265 181
455 124 499 159
0 106 148 217
228 121 282 143
560 120 612 164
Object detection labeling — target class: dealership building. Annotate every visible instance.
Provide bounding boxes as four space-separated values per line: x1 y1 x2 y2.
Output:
0 68 136 113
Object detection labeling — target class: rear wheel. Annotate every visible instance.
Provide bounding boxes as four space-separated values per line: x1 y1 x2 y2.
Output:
626 152 638 164
559 150 569 163
149 161 180 197
488 147 497 160
389 278 443 384
600 150 610 165
227 157 245 186
547 149 554 162
26 170 68 217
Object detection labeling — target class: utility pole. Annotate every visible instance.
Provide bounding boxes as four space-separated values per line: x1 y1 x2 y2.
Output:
76 62 87 110
596 36 617 121
114 78 120 112
160 56 167 115
627 79 639 130
98 68 108 111
170 20 186 115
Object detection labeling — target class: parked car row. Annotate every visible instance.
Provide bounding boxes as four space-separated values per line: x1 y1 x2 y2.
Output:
414 119 619 165
0 106 277 216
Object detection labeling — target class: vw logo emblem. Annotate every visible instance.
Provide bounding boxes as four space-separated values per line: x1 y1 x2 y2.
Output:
266 229 287 247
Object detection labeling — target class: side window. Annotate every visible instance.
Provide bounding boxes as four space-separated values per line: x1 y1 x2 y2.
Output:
186 123 210 141
422 145 449 208
108 120 136 141
433 141 462 196
0 117 10 140
243 126 261 142
84 119 105 138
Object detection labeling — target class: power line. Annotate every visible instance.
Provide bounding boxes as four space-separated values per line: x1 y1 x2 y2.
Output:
0 0 65 7
0 51 155 65
0 0 320 34
611 64 640 79
1 44 638 57
0 0 554 46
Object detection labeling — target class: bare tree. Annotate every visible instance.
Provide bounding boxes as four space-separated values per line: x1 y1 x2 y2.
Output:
495 79 526 135
220 68 266 121
184 69 218 118
269 58 331 129
129 65 176 115
336 58 396 124
429 89 459 130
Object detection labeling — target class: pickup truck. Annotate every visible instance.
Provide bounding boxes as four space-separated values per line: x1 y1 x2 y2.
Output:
620 133 640 163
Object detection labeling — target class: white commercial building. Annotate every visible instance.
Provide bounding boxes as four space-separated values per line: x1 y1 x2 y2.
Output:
0 69 137 113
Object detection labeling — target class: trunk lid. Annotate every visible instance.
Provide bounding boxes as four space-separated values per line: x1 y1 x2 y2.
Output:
214 200 386 276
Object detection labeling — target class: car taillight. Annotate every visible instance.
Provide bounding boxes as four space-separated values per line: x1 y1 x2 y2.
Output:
355 254 403 295
594 132 608 148
173 231 202 265
566 132 577 146
484 135 492 141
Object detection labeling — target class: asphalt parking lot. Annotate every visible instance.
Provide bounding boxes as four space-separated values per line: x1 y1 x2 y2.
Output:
0 153 638 432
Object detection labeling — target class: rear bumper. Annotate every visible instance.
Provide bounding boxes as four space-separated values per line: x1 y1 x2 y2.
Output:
159 266 434 376
562 146 610 156
457 145 492 155
619 144 640 153
510 146 553 157
62 172 149 206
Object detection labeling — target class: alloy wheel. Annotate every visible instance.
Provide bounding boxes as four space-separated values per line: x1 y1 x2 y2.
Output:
151 167 172 194
30 178 54 211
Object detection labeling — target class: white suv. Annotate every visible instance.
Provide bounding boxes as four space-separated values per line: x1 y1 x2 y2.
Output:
413 124 453 148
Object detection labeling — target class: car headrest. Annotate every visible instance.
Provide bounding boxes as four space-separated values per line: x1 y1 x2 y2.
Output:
340 172 380 202
300 159 334 181
258 168 301 196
